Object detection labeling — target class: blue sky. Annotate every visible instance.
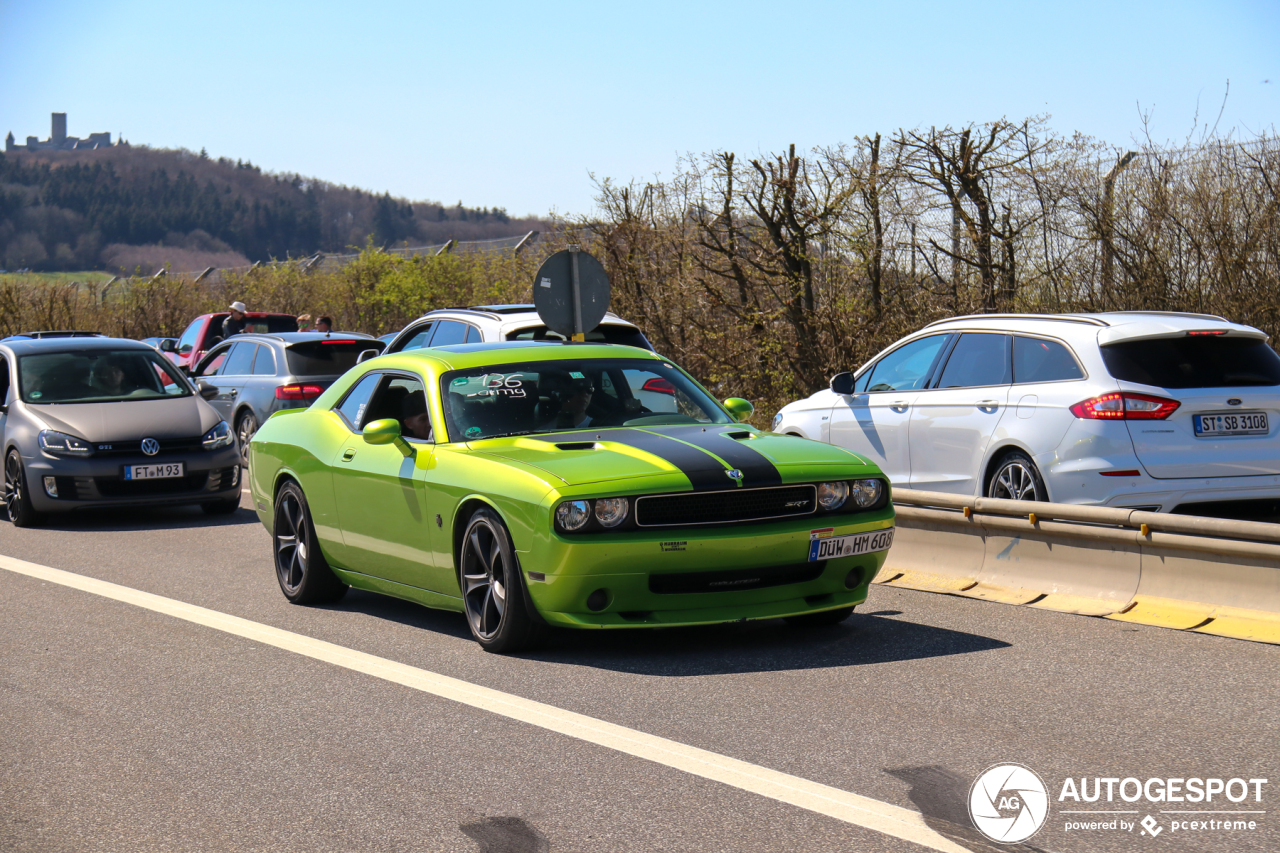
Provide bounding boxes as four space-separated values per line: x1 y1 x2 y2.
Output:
1 1 1276 218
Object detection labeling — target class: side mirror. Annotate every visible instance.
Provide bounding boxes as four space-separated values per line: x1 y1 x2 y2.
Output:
197 381 219 400
159 339 177 353
178 344 193 356
723 397 754 421
830 372 856 396
363 418 414 457
356 348 380 364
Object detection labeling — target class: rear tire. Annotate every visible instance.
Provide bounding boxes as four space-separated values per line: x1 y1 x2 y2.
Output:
460 508 546 653
987 451 1047 502
273 481 347 604
785 606 855 627
5 451 45 528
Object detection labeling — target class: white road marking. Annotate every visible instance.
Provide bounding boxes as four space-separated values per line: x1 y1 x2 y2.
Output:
0 553 966 853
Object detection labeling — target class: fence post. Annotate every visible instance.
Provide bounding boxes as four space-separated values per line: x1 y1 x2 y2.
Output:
513 231 540 255
1100 151 1138 303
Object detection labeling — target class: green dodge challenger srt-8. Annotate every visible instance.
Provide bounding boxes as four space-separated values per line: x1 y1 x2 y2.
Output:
248 342 896 652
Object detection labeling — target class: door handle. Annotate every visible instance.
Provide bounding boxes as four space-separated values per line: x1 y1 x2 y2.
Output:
977 400 1000 411
341 448 356 462
890 401 909 412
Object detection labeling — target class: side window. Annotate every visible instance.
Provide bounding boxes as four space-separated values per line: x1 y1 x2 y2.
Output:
865 335 949 392
178 319 202 355
854 371 871 393
464 325 483 343
0 356 9 405
429 320 469 347
393 322 434 353
1014 336 1084 383
936 334 1012 388
364 375 431 441
221 343 257 376
252 346 277 376
335 373 382 430
197 347 230 377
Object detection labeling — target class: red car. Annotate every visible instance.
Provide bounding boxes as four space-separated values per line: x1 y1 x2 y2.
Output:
162 312 298 371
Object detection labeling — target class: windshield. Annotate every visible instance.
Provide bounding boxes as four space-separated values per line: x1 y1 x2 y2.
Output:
19 349 192 403
1102 337 1280 388
440 358 731 441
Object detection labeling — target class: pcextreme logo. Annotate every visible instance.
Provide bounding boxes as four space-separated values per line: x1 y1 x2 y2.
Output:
969 763 1050 843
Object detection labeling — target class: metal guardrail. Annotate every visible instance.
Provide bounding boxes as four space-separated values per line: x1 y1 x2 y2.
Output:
881 489 1280 645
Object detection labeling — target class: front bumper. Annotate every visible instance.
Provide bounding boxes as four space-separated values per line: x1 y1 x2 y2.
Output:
24 447 242 512
523 509 895 628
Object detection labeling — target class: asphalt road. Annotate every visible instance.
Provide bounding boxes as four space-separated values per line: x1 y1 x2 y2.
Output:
1 492 1276 853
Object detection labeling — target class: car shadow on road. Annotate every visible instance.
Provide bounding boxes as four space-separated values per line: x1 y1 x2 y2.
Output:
316 588 474 641
522 611 1011 676
34 504 259 532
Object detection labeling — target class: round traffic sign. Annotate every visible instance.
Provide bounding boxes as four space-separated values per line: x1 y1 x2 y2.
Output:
532 249 610 337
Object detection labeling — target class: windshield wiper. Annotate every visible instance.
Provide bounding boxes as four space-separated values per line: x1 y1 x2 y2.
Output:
472 430 539 439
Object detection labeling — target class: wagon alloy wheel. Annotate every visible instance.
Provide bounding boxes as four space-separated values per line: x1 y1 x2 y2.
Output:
5 451 43 527
459 508 546 653
988 452 1047 502
272 481 346 604
237 412 258 467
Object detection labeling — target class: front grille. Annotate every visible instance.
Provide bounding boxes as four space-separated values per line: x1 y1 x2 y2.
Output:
649 561 826 594
95 471 210 497
91 437 205 457
635 485 817 527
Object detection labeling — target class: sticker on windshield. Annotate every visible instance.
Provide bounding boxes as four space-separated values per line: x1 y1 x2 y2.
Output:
467 373 527 399
465 426 482 438
450 377 469 387
29 391 42 399
570 371 585 379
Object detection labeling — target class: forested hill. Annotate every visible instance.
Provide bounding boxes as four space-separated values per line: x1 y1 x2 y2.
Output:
0 146 548 273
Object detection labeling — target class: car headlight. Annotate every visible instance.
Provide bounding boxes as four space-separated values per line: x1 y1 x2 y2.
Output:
38 430 94 457
817 481 849 510
594 497 629 528
202 420 234 450
851 479 883 508
772 413 783 432
556 500 590 531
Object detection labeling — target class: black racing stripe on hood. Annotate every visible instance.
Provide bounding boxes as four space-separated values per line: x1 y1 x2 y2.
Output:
654 425 782 486
529 428 729 490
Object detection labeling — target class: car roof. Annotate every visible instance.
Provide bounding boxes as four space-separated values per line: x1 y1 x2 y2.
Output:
0 336 154 355
406 306 638 329
920 311 1265 344
375 341 664 371
212 331 376 346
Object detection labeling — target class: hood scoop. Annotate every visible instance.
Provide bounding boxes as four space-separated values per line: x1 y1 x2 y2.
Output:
726 431 752 440
555 441 599 451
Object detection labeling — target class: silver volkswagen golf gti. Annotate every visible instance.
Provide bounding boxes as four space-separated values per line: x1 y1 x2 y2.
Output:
1 337 242 525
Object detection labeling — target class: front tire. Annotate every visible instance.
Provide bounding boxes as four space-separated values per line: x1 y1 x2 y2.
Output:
460 508 545 653
273 481 347 604
987 452 1047 502
5 451 45 528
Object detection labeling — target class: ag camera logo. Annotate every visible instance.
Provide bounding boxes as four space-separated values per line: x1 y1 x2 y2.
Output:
969 763 1050 843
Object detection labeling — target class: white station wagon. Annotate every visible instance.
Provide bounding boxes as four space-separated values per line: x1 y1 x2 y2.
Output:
773 312 1280 516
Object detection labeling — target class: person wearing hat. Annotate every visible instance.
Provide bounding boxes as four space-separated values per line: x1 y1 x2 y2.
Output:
401 389 433 441
224 301 249 338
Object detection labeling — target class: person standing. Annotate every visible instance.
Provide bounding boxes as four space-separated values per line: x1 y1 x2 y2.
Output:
296 313 312 332
223 302 249 337
315 316 333 334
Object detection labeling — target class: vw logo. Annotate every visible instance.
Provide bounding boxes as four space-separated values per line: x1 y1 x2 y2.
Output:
140 438 160 456
725 469 743 481
969 763 1049 843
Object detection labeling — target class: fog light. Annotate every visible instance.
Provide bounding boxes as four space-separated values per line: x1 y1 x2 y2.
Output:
232 466 241 487
851 479 883 508
844 567 865 589
43 476 58 498
594 497 629 527
817 481 849 510
586 588 610 612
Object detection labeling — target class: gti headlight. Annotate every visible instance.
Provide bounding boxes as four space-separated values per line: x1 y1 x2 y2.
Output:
38 430 93 457
202 420 234 450
594 497 629 528
851 479 883 508
817 481 849 510
556 500 590 531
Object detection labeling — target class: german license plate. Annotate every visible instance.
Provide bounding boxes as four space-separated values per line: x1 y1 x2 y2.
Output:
808 527 895 561
1193 412 1269 437
123 462 185 480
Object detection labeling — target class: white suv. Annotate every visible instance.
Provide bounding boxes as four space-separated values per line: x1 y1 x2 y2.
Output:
773 312 1280 516
384 304 654 353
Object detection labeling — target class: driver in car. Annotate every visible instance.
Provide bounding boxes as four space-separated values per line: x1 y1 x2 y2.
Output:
401 390 434 441
90 357 133 397
540 373 595 430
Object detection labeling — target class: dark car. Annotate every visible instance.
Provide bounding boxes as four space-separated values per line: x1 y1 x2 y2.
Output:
190 332 383 464
1 337 242 525
167 312 298 372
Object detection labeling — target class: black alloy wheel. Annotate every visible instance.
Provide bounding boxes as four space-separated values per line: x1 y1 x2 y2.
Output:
273 481 347 604
460 508 545 653
236 411 258 467
987 452 1047 502
5 451 44 528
